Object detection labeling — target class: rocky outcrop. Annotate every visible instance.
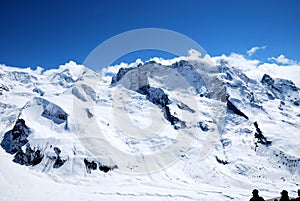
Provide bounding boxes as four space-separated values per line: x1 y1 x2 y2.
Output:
0 84 9 95
13 144 43 166
84 158 118 174
215 156 228 165
1 119 31 154
1 119 44 166
199 121 209 132
254 121 272 146
137 85 184 129
34 97 68 125
111 67 135 84
227 100 248 120
261 74 299 102
137 85 169 107
52 147 66 168
32 87 44 96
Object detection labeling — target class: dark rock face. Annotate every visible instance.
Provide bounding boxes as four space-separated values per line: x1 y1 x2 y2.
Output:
261 74 299 101
84 159 117 174
261 74 274 86
111 67 135 84
13 144 44 166
1 118 44 166
137 85 169 107
84 159 97 173
36 97 68 125
262 74 298 92
254 121 272 146
1 119 31 154
227 100 248 120
199 121 209 132
177 102 195 113
111 64 192 130
52 147 66 168
99 165 118 173
137 85 184 129
0 84 9 95
33 88 44 96
215 156 228 165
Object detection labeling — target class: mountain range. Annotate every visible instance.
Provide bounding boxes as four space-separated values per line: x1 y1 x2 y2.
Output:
0 56 299 200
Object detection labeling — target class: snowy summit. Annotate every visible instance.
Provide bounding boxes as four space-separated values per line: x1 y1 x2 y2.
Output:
0 54 300 201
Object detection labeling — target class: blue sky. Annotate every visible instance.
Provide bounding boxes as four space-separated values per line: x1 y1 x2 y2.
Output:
0 0 299 69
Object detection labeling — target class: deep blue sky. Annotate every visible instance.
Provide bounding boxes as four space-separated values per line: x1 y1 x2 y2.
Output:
0 0 299 69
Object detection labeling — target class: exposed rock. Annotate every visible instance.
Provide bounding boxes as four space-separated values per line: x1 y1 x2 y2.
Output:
227 100 248 120
261 74 299 101
137 85 169 107
278 101 285 110
215 156 228 165
84 159 117 174
163 106 184 129
111 67 135 84
50 68 77 87
261 74 274 86
177 102 195 113
84 159 98 174
86 108 94 118
72 87 87 102
81 83 96 101
137 85 185 129
13 144 44 166
199 121 209 132
169 60 209 96
36 97 68 125
1 119 31 154
254 121 272 146
0 84 9 95
32 87 44 96
52 147 66 168
99 164 118 173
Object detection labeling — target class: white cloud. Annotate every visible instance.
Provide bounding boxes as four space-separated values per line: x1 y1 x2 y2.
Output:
188 49 202 58
247 46 267 56
103 50 300 87
268 54 297 65
148 49 206 66
212 53 260 71
211 53 300 87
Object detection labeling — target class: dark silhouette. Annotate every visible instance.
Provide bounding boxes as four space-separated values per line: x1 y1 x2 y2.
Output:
250 189 265 201
279 190 290 201
291 189 300 201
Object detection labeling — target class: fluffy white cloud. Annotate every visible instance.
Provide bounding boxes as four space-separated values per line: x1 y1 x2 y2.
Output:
247 46 267 56
268 54 297 65
212 53 260 71
104 50 300 87
211 53 300 87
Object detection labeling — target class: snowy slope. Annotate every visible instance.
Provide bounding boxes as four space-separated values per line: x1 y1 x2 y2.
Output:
0 56 299 201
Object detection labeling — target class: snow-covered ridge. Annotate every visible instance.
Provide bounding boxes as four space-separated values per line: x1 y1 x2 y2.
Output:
0 57 300 200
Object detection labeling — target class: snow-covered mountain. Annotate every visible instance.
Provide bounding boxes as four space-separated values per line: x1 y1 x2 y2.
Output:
0 57 299 201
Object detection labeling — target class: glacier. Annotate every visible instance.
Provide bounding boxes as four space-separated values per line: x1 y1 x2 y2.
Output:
0 56 299 200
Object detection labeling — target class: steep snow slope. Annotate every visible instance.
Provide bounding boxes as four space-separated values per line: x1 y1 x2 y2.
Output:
0 57 299 201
